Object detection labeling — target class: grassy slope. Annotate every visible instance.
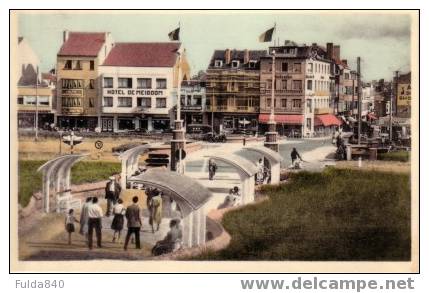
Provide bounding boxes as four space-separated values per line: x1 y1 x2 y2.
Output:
195 168 411 261
18 160 121 207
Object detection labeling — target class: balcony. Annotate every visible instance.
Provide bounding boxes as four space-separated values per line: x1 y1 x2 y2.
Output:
261 89 303 95
261 107 303 114
206 105 259 113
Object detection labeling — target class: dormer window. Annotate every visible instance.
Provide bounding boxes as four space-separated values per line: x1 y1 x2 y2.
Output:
249 61 257 69
214 60 223 67
231 60 240 68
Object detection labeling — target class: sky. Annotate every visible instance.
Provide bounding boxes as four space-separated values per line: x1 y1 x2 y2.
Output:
17 12 411 81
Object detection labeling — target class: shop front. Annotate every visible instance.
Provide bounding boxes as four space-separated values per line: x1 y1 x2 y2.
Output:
58 116 98 131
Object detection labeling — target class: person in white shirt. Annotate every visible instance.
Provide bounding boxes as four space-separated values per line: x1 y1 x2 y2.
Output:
87 197 104 249
111 198 125 243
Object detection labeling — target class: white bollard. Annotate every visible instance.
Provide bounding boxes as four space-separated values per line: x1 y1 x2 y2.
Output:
358 157 362 168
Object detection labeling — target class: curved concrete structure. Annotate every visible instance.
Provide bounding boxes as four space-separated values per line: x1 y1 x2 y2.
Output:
243 145 283 184
37 154 88 213
128 169 212 248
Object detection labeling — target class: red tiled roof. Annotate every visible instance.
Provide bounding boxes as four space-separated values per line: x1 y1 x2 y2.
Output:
314 114 342 127
58 32 106 57
102 42 181 67
259 114 303 125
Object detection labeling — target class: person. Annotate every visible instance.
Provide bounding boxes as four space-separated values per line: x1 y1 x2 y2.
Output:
65 209 79 245
105 176 122 217
149 190 163 233
111 198 125 243
229 186 241 206
256 158 264 185
151 219 183 256
87 197 103 249
124 196 142 250
208 159 217 180
79 196 92 239
290 147 303 168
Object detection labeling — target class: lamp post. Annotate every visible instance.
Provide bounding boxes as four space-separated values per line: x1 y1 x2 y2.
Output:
170 52 186 173
264 49 279 152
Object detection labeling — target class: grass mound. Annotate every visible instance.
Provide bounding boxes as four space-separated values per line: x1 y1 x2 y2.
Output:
378 151 410 162
194 168 411 261
18 160 121 207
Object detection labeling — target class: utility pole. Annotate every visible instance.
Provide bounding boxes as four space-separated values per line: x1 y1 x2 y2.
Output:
264 49 278 152
357 57 362 145
394 70 400 116
35 66 39 141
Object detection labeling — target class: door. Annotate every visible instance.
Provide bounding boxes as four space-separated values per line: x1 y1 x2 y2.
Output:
101 118 114 132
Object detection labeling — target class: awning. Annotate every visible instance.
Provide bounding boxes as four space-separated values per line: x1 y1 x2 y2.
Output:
314 114 342 127
258 114 303 125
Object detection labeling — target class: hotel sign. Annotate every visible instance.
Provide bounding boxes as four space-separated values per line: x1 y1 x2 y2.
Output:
104 89 166 96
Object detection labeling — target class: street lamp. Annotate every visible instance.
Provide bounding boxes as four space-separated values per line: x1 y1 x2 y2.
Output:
264 49 279 152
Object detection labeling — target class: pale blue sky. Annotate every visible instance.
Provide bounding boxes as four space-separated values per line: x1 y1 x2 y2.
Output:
17 12 411 81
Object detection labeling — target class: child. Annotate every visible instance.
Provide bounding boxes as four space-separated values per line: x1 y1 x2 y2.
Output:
65 209 79 245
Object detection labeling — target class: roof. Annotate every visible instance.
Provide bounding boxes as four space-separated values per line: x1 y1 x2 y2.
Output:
102 42 180 67
259 114 303 125
314 114 342 127
205 154 258 177
128 169 212 217
208 49 267 69
41 73 56 82
58 32 106 57
242 145 283 164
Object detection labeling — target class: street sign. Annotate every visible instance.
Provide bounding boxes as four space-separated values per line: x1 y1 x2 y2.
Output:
175 149 186 160
95 140 104 149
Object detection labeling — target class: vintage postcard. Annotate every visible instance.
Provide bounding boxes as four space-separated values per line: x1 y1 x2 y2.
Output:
10 10 419 272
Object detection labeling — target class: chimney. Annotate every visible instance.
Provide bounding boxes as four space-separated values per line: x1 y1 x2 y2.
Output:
225 49 231 64
243 49 250 64
341 59 348 66
63 30 69 42
333 45 341 61
326 43 334 60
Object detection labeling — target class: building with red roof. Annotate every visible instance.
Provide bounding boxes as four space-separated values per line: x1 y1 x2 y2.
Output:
98 42 190 132
56 31 115 130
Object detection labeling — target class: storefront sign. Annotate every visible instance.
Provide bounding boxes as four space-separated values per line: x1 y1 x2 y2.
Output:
104 89 165 96
397 83 411 106
62 89 83 96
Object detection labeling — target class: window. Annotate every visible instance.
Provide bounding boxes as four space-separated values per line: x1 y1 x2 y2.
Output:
306 118 312 129
137 97 151 108
308 63 313 73
193 96 202 106
137 78 152 89
293 99 301 108
292 80 302 90
156 97 167 108
103 96 113 107
231 60 240 68
214 60 223 67
24 96 36 105
73 60 82 70
118 78 132 88
267 79 272 89
249 61 257 69
267 98 276 108
89 79 95 89
64 60 72 70
38 97 49 106
281 80 288 90
307 80 313 90
118 97 132 107
89 97 94 107
90 60 95 70
344 73 350 80
282 62 288 72
17 96 24 104
281 99 287 108
156 78 167 89
293 63 301 73
103 77 113 88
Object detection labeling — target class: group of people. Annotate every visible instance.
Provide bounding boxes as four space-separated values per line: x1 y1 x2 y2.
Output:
64 176 183 255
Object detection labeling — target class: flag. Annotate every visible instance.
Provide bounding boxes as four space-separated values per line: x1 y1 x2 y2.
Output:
168 27 180 41
259 26 275 42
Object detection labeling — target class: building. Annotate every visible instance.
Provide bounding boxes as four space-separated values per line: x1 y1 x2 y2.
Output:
395 72 411 118
17 37 55 129
361 82 376 119
206 49 266 133
56 31 114 130
98 42 190 132
259 41 339 137
180 78 207 129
